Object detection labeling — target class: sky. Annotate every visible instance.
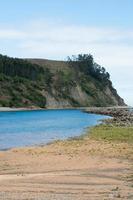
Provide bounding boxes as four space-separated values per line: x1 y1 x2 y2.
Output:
0 0 133 106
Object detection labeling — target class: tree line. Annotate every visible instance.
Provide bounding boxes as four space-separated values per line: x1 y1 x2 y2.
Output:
67 54 110 82
0 54 52 83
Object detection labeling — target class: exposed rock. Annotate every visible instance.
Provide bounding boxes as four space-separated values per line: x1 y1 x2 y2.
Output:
85 107 133 126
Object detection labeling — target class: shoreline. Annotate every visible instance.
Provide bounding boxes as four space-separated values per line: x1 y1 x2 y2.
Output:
85 107 133 126
0 105 131 112
0 106 132 199
0 107 110 152
0 106 132 152
0 127 132 199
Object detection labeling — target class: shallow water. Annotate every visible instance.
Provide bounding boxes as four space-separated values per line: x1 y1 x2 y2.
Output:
0 109 109 150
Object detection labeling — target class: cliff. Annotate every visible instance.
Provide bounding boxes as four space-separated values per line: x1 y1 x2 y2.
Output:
0 54 125 108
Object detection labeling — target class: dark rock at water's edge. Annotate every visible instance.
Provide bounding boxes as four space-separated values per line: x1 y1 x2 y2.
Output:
0 54 126 108
84 107 133 127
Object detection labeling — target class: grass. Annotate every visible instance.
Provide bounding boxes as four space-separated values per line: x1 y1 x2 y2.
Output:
88 125 133 143
19 124 133 160
43 124 133 159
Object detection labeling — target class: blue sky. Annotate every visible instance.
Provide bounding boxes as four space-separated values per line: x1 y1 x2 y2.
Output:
0 0 133 27
0 0 133 105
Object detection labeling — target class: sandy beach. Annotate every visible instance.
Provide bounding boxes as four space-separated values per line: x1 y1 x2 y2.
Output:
0 106 131 112
0 136 133 200
0 107 133 199
0 107 40 112
0 0 133 199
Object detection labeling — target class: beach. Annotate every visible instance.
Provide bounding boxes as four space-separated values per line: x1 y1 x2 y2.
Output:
0 0 132 199
0 107 40 112
0 107 133 199
0 131 133 199
0 106 130 112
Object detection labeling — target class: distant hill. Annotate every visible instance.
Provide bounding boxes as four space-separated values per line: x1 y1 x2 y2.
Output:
0 54 125 108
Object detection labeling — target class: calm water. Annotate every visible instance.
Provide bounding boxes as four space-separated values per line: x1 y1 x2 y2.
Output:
0 109 109 150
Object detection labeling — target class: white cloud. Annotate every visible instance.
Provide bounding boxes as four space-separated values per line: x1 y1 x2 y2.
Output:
0 20 132 105
0 29 26 39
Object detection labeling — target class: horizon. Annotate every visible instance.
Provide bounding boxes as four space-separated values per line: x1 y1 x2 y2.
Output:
0 0 133 106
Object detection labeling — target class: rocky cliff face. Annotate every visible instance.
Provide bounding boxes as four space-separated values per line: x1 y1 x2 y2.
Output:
0 54 125 108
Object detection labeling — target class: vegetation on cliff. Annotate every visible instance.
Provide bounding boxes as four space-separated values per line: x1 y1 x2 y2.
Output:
0 53 125 108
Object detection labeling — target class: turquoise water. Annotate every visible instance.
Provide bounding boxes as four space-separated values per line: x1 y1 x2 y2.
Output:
0 109 109 150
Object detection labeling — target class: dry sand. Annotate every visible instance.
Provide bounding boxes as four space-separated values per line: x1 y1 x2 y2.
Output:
0 138 133 200
0 107 39 112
